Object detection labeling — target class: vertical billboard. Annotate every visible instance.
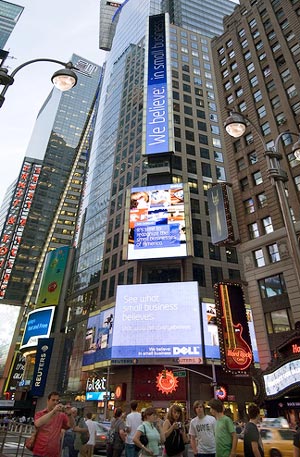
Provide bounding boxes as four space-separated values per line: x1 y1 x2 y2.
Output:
142 13 174 155
207 184 235 245
201 300 259 363
111 282 202 360
0 160 41 299
123 183 193 260
20 306 55 350
31 338 54 397
214 282 253 374
82 307 115 366
36 246 70 307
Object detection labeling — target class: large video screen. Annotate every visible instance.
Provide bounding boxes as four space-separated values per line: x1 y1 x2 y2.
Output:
20 306 55 350
111 282 202 359
82 307 114 366
0 305 21 376
201 301 259 363
123 183 193 260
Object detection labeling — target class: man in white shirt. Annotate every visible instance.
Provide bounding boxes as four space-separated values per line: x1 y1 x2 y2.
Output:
85 412 97 457
125 400 142 457
189 400 216 457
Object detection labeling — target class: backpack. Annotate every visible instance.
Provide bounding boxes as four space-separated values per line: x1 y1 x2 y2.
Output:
106 419 123 446
75 416 89 447
164 429 185 457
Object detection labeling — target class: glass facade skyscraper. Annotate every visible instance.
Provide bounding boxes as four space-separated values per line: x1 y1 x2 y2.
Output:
0 0 23 49
65 0 253 415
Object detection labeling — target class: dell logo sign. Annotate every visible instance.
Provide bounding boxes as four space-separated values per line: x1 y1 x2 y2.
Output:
173 346 200 355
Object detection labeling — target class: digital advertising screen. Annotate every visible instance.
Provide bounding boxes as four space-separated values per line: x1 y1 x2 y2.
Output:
20 306 55 350
142 13 174 155
123 183 193 260
82 307 115 366
111 282 202 359
214 282 253 374
36 246 70 307
263 359 300 398
201 301 259 363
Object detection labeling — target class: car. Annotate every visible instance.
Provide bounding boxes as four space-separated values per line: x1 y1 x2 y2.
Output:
236 427 295 457
94 422 110 455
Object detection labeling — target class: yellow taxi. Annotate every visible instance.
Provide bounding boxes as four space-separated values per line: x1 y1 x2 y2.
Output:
236 427 295 457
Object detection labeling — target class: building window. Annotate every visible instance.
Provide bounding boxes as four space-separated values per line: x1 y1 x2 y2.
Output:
237 157 246 171
194 240 203 257
216 166 226 181
214 151 223 163
189 178 198 194
253 171 263 185
209 243 221 261
280 68 291 83
254 249 265 267
253 90 262 103
248 151 258 164
200 147 210 159
258 105 267 118
266 309 291 334
294 175 300 191
287 84 297 99
271 95 281 109
261 122 271 136
211 266 223 285
268 243 280 263
201 162 212 178
187 158 197 174
226 247 238 263
245 133 254 145
244 198 255 214
228 269 241 280
257 193 267 208
262 216 274 234
240 177 249 191
233 73 241 84
247 62 255 73
193 264 206 287
248 222 259 239
250 75 258 87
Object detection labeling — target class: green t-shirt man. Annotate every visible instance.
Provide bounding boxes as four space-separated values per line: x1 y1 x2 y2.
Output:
208 398 237 457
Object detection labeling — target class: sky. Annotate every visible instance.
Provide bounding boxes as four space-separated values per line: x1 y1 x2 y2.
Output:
0 0 239 206
0 0 108 205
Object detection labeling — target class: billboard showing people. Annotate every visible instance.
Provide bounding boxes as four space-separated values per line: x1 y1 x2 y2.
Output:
123 183 193 260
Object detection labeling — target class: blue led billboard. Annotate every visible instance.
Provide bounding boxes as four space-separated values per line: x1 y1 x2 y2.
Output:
20 306 55 350
111 282 202 359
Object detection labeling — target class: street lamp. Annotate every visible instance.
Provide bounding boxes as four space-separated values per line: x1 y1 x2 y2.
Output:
224 111 300 287
0 58 78 108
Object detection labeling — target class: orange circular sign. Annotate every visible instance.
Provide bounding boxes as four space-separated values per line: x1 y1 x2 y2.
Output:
115 385 122 399
156 370 179 395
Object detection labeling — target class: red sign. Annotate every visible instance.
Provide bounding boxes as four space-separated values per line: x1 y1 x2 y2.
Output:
215 282 253 374
156 370 179 395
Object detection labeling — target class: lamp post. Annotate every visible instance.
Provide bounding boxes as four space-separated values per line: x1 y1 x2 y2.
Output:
224 111 300 287
0 58 78 107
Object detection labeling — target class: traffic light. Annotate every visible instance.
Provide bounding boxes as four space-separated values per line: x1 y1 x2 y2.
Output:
162 369 167 379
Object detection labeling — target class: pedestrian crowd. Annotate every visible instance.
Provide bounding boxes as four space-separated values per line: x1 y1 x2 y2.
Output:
28 391 284 457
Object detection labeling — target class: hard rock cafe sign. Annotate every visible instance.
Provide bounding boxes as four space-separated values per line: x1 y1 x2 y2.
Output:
156 370 179 395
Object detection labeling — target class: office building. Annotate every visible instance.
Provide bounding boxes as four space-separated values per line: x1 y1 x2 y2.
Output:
212 0 300 416
65 0 254 419
0 0 23 48
1 55 102 407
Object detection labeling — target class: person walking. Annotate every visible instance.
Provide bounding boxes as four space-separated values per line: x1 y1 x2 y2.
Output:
107 407 126 457
133 407 165 457
243 404 264 457
189 400 216 457
125 400 142 457
62 407 78 457
32 391 74 457
85 412 97 457
163 404 188 457
208 398 237 457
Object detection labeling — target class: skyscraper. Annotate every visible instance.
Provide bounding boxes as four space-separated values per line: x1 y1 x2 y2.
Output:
65 0 253 416
0 0 23 49
212 0 300 412
1 55 102 405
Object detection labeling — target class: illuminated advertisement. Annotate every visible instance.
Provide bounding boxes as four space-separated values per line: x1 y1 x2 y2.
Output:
36 246 70 307
143 13 174 155
123 183 193 260
0 161 41 299
31 338 54 397
82 307 114 366
201 301 258 362
207 184 235 245
263 359 300 398
20 306 55 350
214 282 253 374
111 282 202 359
0 305 21 376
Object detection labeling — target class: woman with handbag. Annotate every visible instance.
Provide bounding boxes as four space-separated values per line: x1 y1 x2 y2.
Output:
163 405 188 457
133 407 165 456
